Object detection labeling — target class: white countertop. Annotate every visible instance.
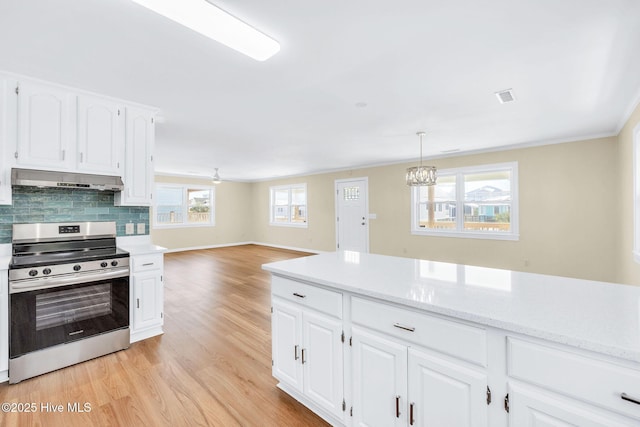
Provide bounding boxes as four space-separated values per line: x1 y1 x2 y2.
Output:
263 252 640 363
116 235 166 255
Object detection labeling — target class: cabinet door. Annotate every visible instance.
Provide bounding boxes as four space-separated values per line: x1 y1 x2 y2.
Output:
302 309 344 421
0 76 15 204
0 270 8 373
272 298 304 392
509 383 638 427
16 80 74 169
77 95 123 175
352 325 407 427
132 271 164 332
408 348 488 427
116 106 154 206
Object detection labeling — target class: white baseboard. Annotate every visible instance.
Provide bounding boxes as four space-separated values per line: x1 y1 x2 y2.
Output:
164 241 327 255
163 241 254 253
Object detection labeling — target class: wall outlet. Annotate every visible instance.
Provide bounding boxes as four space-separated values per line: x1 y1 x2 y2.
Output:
125 223 134 235
137 223 145 234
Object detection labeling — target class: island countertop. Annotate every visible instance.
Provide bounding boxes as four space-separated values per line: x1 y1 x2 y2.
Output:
263 251 640 363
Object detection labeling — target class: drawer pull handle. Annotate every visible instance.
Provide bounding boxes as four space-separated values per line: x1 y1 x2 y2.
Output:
294 345 299 361
393 323 415 332
409 402 415 425
621 393 640 405
395 395 400 418
142 262 155 266
301 348 306 364
293 293 306 298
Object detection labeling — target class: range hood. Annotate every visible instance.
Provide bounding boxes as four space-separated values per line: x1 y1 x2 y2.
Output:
11 168 124 191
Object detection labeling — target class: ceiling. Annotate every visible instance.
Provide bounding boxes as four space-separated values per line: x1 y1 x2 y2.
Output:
1 0 639 181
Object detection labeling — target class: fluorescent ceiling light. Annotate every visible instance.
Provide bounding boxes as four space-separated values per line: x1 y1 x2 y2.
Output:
131 0 280 61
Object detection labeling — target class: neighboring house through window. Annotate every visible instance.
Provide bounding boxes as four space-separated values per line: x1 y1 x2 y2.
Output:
154 184 215 228
270 184 307 227
411 162 519 240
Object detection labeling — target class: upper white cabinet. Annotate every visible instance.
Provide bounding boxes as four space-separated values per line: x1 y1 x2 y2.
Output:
114 106 155 206
76 94 124 175
16 80 75 170
2 73 158 207
0 76 15 204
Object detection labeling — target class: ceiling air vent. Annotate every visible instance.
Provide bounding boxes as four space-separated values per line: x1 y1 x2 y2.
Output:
495 89 516 104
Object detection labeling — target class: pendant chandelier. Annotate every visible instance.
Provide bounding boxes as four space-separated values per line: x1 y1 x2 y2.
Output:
406 131 437 186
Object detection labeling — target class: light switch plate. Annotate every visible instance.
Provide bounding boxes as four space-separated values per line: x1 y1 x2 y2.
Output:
125 223 134 235
137 223 145 234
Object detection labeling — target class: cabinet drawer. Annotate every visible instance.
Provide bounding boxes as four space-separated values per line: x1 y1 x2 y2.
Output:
131 253 163 273
351 296 487 366
271 276 342 319
507 337 640 419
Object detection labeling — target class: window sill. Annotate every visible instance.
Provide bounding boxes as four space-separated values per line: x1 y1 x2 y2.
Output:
411 229 519 241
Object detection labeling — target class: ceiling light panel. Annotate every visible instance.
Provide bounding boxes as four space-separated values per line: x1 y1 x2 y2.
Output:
131 0 280 61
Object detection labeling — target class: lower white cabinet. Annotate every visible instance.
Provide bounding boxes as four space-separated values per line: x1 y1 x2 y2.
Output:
508 383 638 427
0 269 8 381
351 325 488 427
130 253 164 343
268 274 640 427
408 347 488 427
272 297 345 423
271 275 345 423
351 326 407 427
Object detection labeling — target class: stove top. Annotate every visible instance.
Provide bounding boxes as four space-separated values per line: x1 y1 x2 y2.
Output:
9 221 129 274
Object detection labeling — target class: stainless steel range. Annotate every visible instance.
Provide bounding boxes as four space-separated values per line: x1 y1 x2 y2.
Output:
8 222 130 384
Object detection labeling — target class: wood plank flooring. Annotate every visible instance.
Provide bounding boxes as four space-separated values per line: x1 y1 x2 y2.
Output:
0 245 329 426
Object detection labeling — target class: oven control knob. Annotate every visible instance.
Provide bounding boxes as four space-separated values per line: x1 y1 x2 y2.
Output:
100 262 108 268
42 268 52 275
111 260 119 267
73 265 82 272
29 269 38 277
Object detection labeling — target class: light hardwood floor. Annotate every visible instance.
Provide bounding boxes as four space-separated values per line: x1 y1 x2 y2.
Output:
0 245 329 426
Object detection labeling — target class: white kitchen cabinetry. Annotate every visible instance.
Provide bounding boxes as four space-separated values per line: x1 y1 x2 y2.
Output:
508 383 637 427
506 337 640 426
351 326 407 427
130 252 164 343
15 80 75 170
115 106 154 206
0 76 15 204
0 268 8 382
264 253 640 427
271 276 345 424
76 94 124 175
351 297 488 427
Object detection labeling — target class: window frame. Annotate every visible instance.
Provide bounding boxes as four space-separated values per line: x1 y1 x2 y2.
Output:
269 183 308 228
411 162 519 240
153 183 215 229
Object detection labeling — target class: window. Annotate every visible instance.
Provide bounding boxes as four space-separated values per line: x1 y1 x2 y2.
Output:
154 184 215 228
411 162 518 240
270 184 307 227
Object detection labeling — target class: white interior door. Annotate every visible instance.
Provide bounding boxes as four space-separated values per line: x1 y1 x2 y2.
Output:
336 178 369 252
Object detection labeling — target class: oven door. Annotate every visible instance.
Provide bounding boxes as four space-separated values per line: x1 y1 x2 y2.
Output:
10 274 129 358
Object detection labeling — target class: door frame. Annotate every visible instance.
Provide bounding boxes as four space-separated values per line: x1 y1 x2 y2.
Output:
334 177 370 253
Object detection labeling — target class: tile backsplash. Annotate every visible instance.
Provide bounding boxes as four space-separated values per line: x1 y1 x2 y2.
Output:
0 186 149 243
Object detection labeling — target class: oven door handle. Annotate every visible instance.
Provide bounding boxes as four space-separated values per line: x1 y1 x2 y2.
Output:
9 267 129 294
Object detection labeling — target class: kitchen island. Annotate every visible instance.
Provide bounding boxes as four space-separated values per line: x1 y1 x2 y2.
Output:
263 251 640 427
